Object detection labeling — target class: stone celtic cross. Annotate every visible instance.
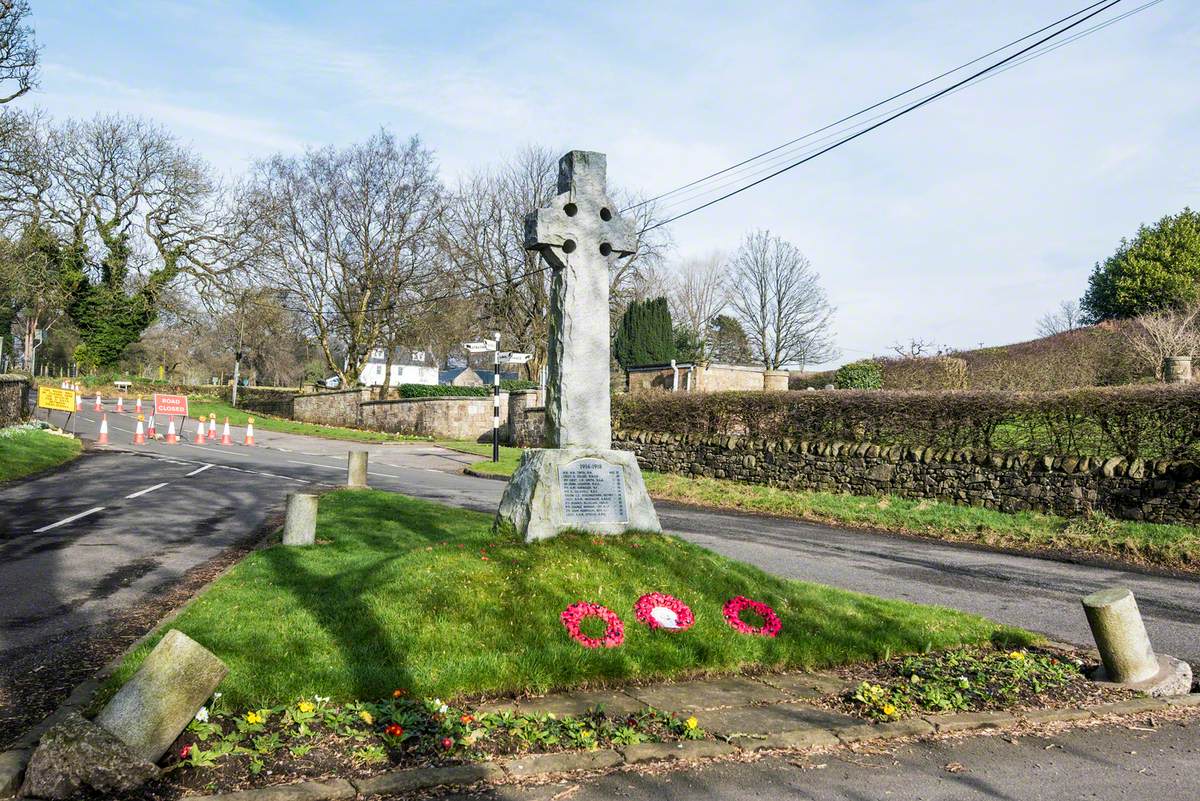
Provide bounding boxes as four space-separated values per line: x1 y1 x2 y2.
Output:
525 151 636 451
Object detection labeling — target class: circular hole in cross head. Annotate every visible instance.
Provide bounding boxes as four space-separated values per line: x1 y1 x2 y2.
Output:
561 239 577 254
599 242 613 257
563 202 578 217
600 207 612 221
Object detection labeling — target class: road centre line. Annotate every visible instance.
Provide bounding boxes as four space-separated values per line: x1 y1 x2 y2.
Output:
34 506 105 533
125 482 168 499
185 464 214 477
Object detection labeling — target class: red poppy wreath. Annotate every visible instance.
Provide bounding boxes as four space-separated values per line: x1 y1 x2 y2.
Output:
633 592 695 631
722 595 782 637
560 602 625 648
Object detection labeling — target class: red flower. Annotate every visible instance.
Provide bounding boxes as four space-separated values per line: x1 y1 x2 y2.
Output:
460 714 474 725
441 736 454 750
633 592 695 632
560 602 625 648
384 723 404 737
179 744 192 760
722 596 782 637
392 688 407 698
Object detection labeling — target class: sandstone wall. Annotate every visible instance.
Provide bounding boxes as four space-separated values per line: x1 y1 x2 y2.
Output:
613 429 1200 525
362 393 509 441
292 389 372 427
0 374 31 426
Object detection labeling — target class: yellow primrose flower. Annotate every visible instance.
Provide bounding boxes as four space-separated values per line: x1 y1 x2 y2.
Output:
1009 651 1025 660
359 710 374 725
685 716 699 730
881 703 897 717
245 711 264 725
297 701 315 713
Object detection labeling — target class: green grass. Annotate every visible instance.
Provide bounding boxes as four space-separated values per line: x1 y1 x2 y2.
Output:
436 440 523 476
105 490 1029 710
191 400 424 444
441 442 1200 572
0 424 83 482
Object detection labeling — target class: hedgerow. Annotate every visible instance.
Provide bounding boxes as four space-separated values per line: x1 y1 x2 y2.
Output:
612 385 1200 460
396 380 538 399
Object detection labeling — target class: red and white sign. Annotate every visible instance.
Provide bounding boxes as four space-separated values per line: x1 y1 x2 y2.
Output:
153 393 189 418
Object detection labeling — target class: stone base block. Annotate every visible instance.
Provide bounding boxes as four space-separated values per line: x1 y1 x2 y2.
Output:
495 448 661 542
19 712 160 800
1090 654 1193 697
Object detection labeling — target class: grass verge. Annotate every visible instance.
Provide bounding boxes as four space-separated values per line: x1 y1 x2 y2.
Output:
105 490 1029 709
440 441 1200 573
0 423 82 482
191 400 424 444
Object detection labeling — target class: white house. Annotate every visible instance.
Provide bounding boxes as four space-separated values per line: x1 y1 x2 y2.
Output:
358 348 439 387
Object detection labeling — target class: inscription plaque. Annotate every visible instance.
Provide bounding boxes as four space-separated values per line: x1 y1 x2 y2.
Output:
559 459 628 524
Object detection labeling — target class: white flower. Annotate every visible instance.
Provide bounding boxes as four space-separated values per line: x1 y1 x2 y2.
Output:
649 606 680 630
194 706 209 723
213 692 222 699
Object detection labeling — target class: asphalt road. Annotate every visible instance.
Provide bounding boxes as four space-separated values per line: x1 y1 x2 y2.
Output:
7 402 1200 669
434 715 1200 801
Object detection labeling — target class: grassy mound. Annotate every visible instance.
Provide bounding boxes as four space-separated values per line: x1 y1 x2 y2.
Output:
108 490 1030 709
0 424 82 482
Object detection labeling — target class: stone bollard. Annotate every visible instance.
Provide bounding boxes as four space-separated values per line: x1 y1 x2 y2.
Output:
347 450 368 488
1081 586 1192 695
94 630 228 763
1081 587 1159 683
1163 355 1192 384
282 492 318 545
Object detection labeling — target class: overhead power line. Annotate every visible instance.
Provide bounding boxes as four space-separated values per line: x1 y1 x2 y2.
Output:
624 0 1114 214
638 0 1150 233
645 0 1162 218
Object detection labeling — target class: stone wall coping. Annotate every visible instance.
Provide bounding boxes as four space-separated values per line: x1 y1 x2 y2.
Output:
612 429 1195 478
30 691 1189 801
362 393 508 408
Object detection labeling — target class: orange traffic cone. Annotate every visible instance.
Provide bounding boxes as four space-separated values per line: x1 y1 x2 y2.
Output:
206 414 217 440
244 417 255 446
193 419 206 445
147 414 157 438
220 418 232 445
94 393 102 411
133 416 146 445
116 396 125 413
97 414 109 445
135 396 143 414
166 416 178 444
75 390 82 412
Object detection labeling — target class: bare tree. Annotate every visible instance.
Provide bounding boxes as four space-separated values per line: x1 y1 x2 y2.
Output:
728 229 836 370
890 337 941 359
668 250 727 358
1036 299 1083 337
1123 304 1200 380
246 130 443 387
0 113 239 367
0 222 67 371
0 1 37 104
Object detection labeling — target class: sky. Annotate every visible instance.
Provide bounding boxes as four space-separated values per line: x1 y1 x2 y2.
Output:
27 1 1200 364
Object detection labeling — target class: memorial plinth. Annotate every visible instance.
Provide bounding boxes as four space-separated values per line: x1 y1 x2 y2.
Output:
498 448 660 541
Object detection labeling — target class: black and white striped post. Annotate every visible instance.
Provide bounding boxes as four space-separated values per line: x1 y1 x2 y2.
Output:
492 331 501 463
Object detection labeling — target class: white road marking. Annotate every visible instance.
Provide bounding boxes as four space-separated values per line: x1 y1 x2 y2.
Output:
125 482 168 499
185 464 214 477
288 459 341 470
34 506 105 533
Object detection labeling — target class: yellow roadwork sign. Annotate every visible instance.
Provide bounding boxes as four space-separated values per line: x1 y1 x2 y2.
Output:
38 386 76 413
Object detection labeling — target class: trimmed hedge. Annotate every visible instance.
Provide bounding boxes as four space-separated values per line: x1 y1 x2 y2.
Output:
612 385 1200 460
396 380 538 399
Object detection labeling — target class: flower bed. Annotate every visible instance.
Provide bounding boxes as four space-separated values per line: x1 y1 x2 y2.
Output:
833 646 1130 721
151 693 704 797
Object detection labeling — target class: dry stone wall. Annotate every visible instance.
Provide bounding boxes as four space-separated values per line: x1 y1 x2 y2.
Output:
613 429 1200 524
0 374 30 426
363 394 508 441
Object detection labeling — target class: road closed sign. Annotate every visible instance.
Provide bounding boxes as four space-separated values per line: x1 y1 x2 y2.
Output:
153 393 189 418
37 386 76 413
